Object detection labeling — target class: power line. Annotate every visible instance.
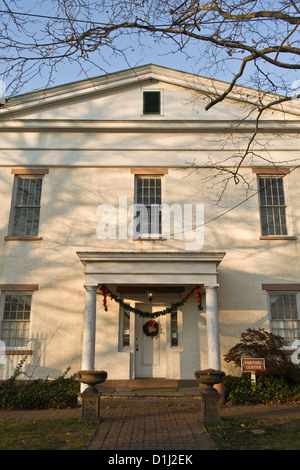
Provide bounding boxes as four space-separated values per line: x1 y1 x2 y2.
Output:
0 8 293 28
170 164 300 236
0 9 298 237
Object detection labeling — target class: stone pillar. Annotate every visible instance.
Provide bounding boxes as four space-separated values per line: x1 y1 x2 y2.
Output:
81 285 98 372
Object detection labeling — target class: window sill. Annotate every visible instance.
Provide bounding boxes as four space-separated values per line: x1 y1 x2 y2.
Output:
4 236 43 241
5 349 33 355
132 237 167 241
259 236 297 240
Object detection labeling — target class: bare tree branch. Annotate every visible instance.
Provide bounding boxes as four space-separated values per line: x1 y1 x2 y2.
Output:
0 0 299 201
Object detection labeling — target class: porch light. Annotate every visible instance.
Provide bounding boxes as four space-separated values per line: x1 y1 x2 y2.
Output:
146 288 155 303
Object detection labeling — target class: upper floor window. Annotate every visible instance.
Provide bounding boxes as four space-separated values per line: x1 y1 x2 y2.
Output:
134 175 162 237
268 292 300 345
143 91 161 115
9 175 43 237
0 292 32 348
258 176 287 236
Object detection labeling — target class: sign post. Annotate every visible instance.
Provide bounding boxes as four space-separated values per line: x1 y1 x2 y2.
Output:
241 358 265 384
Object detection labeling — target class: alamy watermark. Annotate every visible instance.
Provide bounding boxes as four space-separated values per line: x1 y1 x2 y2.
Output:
291 340 300 365
96 197 204 250
292 80 300 101
0 340 6 365
0 80 5 105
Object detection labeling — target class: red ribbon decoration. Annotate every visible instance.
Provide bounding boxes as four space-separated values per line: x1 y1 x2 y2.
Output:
194 286 202 310
99 285 112 311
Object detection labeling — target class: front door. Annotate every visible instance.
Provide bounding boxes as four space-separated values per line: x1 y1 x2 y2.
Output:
135 304 167 378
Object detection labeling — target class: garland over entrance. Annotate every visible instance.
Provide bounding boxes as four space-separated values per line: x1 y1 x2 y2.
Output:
99 285 203 318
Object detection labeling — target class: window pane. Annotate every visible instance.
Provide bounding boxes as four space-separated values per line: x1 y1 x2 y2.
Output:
259 176 287 236
143 91 161 114
1 294 32 347
12 177 42 236
269 293 300 344
135 176 162 235
122 310 130 347
171 309 178 347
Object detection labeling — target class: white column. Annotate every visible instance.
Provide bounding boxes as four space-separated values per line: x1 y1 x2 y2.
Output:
205 285 221 370
81 285 98 371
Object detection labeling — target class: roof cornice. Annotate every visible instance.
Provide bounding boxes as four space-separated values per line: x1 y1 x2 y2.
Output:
0 119 299 133
1 64 299 117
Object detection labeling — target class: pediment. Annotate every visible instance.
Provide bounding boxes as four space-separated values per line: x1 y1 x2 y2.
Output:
1 64 299 123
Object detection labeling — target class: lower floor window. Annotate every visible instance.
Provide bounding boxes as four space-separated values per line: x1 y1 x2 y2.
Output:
171 309 178 347
269 292 300 345
122 309 130 348
0 293 32 347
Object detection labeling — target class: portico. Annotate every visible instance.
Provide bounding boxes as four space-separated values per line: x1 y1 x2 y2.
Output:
77 251 225 381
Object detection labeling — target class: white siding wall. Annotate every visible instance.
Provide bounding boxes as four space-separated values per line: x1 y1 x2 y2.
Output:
0 74 299 380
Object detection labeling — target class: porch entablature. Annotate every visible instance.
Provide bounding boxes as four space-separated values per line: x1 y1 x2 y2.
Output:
77 251 226 286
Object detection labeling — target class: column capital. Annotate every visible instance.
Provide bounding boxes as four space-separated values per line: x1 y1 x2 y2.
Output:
84 284 98 292
204 284 219 291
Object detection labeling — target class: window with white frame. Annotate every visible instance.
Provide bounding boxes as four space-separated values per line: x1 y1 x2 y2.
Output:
9 175 43 236
258 176 288 236
122 309 130 348
134 175 162 237
268 292 300 345
171 308 178 347
0 293 32 348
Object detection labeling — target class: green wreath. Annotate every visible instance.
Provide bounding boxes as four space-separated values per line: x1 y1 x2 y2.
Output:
143 320 159 338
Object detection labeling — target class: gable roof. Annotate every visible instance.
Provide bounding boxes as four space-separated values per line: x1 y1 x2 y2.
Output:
1 64 299 118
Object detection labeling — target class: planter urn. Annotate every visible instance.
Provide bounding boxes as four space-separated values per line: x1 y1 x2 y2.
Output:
194 369 225 422
77 370 107 422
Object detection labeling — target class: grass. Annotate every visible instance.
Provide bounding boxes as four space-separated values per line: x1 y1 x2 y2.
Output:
205 417 300 450
1 415 299 451
0 418 98 450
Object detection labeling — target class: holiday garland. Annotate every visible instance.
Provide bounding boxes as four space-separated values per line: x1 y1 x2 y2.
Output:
99 284 203 318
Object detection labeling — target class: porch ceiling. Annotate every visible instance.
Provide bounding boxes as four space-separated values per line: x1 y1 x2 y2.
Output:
77 251 226 286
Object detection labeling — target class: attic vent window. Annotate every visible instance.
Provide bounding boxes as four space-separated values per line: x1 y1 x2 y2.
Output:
143 91 161 114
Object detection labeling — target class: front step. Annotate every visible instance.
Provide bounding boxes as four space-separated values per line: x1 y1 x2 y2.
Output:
129 378 178 390
98 378 198 390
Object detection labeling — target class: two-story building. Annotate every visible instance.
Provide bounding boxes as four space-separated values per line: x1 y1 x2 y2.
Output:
0 64 299 385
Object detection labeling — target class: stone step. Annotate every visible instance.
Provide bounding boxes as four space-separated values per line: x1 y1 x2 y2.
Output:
98 378 198 391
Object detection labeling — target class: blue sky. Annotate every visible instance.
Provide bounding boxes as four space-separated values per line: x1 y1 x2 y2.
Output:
1 1 299 96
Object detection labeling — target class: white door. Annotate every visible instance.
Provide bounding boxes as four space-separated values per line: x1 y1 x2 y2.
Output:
135 304 167 378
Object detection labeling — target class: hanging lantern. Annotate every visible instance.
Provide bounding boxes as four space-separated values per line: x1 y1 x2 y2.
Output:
146 288 155 303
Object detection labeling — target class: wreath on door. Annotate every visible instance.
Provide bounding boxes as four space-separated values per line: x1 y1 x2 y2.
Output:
143 320 159 338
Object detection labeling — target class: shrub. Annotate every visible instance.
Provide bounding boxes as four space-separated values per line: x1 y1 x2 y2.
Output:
223 328 300 404
224 327 300 381
225 373 300 404
0 358 80 409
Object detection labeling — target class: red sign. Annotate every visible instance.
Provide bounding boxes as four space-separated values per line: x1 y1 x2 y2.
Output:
241 358 265 372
